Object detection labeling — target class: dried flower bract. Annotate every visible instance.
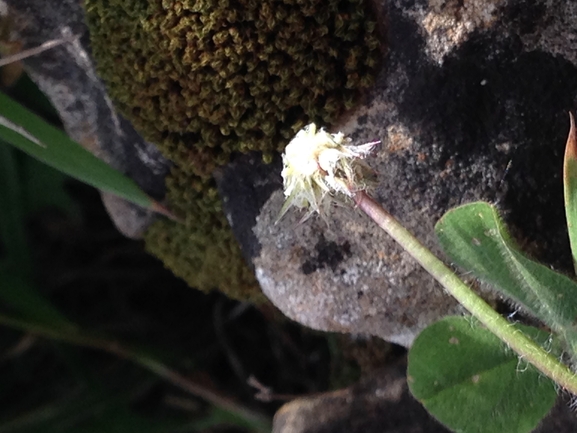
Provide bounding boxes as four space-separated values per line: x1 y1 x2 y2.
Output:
278 123 379 222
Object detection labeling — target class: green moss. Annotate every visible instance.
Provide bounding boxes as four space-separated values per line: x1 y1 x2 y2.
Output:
85 0 381 300
143 167 264 301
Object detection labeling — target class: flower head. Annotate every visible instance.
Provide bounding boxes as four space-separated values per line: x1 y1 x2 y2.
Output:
278 123 379 222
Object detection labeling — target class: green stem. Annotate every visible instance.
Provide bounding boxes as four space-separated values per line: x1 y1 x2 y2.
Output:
353 190 577 394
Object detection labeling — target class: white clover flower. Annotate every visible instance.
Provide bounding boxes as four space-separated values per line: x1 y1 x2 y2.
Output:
278 123 379 222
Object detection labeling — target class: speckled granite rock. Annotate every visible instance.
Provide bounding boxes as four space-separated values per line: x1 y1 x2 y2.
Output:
0 0 171 238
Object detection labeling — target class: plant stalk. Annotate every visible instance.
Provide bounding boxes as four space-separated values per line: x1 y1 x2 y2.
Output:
353 190 577 394
0 35 79 68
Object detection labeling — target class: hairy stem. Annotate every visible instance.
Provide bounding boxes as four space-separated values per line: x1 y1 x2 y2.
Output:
353 190 577 394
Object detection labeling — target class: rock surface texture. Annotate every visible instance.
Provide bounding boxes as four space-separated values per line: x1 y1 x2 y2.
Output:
240 0 577 346
3 0 577 345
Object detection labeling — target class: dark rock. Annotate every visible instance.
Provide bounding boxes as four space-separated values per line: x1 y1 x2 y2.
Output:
273 357 577 433
213 152 283 267
273 359 451 433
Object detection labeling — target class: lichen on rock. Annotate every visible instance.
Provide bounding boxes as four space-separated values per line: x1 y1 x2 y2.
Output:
84 0 381 299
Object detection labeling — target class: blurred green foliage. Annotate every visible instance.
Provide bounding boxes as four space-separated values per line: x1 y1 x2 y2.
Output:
0 75 270 432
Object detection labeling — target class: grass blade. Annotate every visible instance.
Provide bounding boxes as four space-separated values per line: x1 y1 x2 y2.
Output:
20 154 80 218
0 140 31 274
564 112 577 272
0 92 157 211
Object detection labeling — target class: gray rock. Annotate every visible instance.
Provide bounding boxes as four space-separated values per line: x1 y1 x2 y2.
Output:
237 0 577 345
1 0 171 238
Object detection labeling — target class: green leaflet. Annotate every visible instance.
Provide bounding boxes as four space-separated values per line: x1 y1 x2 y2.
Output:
408 316 556 433
436 201 577 357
